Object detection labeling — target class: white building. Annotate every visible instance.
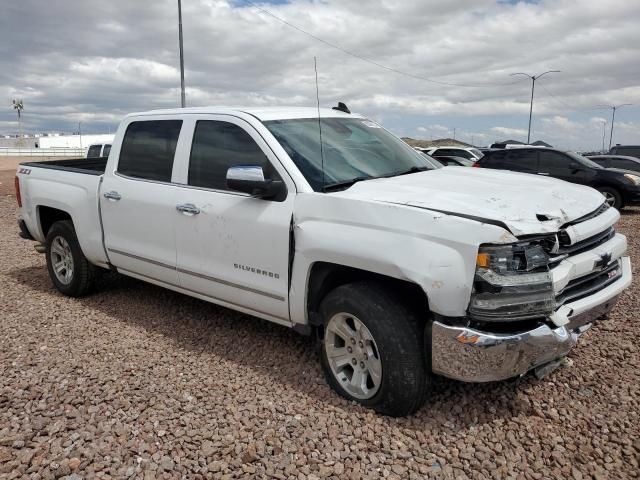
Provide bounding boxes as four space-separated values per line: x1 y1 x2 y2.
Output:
38 134 114 149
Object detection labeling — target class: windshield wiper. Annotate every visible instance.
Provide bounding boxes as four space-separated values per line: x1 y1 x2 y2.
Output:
321 176 372 192
386 166 431 177
321 166 431 192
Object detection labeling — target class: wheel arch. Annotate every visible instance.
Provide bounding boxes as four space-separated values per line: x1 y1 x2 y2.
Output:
37 205 73 238
305 262 430 331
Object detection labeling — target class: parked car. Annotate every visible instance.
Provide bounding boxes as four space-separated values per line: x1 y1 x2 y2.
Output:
430 155 475 167
587 155 640 173
15 107 631 416
475 147 640 209
419 146 484 161
86 143 111 158
610 145 640 159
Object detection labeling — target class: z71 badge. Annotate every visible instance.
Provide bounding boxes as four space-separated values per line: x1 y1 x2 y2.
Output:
18 167 31 175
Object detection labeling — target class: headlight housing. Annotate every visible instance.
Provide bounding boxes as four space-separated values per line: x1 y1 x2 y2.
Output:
469 242 555 321
624 173 640 186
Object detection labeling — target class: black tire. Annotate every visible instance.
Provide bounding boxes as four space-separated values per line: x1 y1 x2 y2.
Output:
597 186 623 210
45 220 97 297
319 282 429 417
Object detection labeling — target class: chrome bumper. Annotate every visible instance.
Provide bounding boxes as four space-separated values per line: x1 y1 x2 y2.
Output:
431 256 631 382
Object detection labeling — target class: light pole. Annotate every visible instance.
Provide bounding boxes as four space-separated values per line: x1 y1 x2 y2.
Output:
510 70 560 144
601 120 607 153
596 104 632 150
178 0 186 108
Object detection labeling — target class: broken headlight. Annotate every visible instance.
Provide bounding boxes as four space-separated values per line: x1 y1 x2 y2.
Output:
469 243 555 321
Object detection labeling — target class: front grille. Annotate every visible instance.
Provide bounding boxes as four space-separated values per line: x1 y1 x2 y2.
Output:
556 227 615 256
556 260 622 306
562 202 609 227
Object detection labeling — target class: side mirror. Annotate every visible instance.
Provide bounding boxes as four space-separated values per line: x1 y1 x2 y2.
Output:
569 161 581 171
226 165 284 199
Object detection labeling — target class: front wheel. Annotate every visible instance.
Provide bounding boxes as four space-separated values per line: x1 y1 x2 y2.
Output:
597 186 623 209
319 282 429 416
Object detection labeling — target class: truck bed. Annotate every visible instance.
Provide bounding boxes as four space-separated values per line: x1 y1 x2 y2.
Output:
21 157 108 175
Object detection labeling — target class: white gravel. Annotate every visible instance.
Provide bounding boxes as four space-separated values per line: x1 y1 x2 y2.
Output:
1 195 639 479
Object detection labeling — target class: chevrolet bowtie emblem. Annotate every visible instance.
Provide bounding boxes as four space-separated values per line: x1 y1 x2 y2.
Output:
594 252 612 270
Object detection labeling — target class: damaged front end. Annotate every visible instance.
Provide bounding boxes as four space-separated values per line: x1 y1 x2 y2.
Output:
430 205 632 382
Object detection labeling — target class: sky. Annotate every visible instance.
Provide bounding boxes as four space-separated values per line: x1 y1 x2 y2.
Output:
1 0 639 150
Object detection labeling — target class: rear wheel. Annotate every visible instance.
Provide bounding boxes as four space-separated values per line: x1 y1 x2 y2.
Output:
319 282 429 416
597 186 623 209
45 220 97 297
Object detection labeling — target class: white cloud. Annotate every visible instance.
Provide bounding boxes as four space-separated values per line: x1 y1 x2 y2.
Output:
0 0 639 150
490 126 528 138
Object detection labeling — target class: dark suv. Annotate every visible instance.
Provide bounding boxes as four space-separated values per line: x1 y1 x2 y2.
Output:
610 145 640 159
475 147 640 209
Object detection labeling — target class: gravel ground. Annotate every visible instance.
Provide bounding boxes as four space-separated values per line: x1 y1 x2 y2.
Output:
0 190 639 479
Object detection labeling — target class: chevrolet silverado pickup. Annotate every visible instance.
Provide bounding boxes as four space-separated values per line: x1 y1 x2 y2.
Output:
15 106 632 416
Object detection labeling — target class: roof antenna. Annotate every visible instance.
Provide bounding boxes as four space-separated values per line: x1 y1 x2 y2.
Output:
332 102 351 114
314 56 326 190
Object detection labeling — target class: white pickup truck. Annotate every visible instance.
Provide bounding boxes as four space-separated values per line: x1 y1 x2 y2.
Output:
15 106 631 416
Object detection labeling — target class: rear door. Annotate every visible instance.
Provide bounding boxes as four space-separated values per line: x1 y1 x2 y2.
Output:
172 115 295 325
100 118 185 285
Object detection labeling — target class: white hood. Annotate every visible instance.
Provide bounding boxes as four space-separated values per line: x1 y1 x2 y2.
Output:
334 167 605 236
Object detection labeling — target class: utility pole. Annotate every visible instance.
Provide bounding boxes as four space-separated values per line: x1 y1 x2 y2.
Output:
79 122 83 149
601 120 607 153
178 0 186 107
510 70 560 144
453 127 456 141
596 104 632 150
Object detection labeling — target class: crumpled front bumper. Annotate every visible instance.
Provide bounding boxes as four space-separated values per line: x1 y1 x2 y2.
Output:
431 256 631 382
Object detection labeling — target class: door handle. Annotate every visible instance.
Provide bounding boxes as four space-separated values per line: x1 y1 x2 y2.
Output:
176 203 200 215
103 191 122 201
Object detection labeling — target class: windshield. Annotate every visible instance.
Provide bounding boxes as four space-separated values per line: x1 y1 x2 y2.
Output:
264 117 440 191
566 151 602 169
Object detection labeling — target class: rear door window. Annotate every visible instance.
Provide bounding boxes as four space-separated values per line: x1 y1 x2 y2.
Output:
494 149 538 172
538 150 571 174
117 120 183 182
103 144 111 157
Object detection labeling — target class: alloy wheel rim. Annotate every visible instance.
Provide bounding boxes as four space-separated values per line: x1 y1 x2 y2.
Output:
604 192 616 206
50 236 74 285
324 313 382 400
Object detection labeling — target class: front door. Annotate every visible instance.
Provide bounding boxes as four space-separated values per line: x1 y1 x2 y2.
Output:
173 117 294 324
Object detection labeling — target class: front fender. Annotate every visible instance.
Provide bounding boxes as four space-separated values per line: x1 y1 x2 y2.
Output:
289 194 514 325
